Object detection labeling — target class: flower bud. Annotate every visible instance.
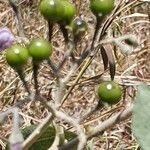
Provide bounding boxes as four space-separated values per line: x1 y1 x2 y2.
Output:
0 27 15 52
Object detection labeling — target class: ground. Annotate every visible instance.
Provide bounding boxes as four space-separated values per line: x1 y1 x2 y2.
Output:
0 0 150 150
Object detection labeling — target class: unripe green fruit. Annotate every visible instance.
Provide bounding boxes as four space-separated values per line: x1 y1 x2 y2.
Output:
28 38 52 61
60 0 75 24
71 18 88 37
39 0 64 22
90 0 114 17
6 44 29 68
97 81 122 104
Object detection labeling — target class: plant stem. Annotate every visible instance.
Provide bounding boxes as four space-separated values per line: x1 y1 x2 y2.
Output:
60 105 133 150
16 68 30 94
91 16 103 49
59 23 69 44
47 58 59 78
23 113 53 150
32 61 39 95
48 21 53 42
57 41 74 71
9 0 25 39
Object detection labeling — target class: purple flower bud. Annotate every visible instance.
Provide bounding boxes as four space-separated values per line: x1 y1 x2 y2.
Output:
0 27 15 52
9 142 22 150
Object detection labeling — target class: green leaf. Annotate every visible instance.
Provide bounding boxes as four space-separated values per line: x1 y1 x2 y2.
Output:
132 84 150 150
6 125 76 150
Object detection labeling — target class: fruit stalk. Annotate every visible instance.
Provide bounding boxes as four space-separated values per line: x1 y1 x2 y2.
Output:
48 21 53 42
59 23 69 44
32 61 40 95
16 68 30 94
91 16 104 49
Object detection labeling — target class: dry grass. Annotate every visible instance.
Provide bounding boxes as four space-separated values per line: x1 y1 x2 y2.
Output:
0 0 150 150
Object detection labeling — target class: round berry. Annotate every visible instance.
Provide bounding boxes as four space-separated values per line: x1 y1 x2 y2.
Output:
60 0 75 24
71 17 88 37
90 0 114 17
28 38 52 61
6 44 29 68
39 0 64 22
97 81 122 104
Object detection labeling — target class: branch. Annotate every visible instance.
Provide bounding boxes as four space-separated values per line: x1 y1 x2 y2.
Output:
0 107 24 150
60 105 133 150
8 0 26 42
38 96 87 150
22 114 53 150
87 105 133 137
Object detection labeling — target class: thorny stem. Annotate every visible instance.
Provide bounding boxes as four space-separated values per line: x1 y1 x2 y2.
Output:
62 64 78 84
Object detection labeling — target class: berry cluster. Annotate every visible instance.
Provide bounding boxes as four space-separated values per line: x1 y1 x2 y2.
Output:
5 0 122 104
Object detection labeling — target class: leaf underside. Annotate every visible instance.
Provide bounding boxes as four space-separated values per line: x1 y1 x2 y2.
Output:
132 84 150 150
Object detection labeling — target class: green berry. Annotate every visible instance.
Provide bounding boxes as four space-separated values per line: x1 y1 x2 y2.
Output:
6 44 29 68
28 38 52 61
97 81 122 104
39 0 64 22
60 0 75 24
90 0 114 17
71 18 88 37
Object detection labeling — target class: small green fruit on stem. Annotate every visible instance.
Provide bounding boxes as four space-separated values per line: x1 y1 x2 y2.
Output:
6 44 29 68
97 81 122 104
90 0 114 49
90 0 115 17
27 38 53 94
39 0 64 41
5 44 30 94
58 0 75 43
39 0 64 22
71 17 88 43
60 0 75 25
27 38 53 61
